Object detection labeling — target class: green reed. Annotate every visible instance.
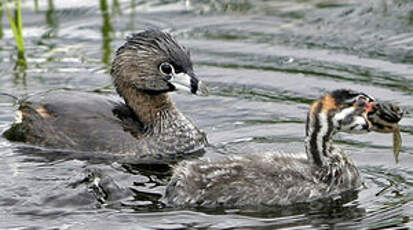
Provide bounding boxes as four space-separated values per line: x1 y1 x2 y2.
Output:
34 0 39 12
0 2 4 39
100 0 114 67
5 0 27 68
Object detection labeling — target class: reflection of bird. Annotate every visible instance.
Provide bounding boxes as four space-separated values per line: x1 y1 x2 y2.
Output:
4 29 208 162
165 89 382 208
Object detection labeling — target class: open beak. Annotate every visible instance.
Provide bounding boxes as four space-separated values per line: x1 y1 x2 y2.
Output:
363 101 376 131
365 101 375 113
169 72 209 96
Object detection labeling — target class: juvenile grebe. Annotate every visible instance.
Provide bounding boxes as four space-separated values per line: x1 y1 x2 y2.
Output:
165 89 403 207
3 29 208 162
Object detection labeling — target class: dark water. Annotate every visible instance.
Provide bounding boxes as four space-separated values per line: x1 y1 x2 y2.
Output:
0 0 412 229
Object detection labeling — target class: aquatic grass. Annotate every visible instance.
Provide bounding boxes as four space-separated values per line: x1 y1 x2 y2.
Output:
100 0 114 67
33 0 39 12
112 0 122 15
5 0 27 69
0 2 3 39
44 0 58 38
126 0 137 29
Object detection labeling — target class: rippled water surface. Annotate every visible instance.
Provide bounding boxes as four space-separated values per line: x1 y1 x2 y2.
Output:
0 0 412 229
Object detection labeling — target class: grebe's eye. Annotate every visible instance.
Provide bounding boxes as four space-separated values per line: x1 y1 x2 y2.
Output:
356 97 368 107
159 62 174 77
357 100 366 107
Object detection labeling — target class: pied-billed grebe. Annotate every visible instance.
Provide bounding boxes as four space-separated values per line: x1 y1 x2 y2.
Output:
3 29 208 162
165 89 403 208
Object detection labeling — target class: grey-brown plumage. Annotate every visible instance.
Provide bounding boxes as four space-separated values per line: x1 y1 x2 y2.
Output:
165 149 357 207
3 29 208 163
165 90 402 208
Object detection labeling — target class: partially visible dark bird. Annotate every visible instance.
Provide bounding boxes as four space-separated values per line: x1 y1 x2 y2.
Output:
3 29 208 163
165 89 403 208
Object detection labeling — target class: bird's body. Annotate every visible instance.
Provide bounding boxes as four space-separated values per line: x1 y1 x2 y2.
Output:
3 29 208 161
166 149 360 207
165 90 402 208
5 90 206 161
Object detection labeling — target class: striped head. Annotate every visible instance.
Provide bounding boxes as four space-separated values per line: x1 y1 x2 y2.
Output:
305 89 376 167
306 89 376 137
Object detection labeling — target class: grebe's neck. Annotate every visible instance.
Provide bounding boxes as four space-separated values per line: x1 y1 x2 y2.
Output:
118 86 206 156
118 86 176 126
305 100 337 167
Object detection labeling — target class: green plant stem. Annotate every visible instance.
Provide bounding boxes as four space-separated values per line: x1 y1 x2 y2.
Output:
5 0 27 68
0 2 4 39
34 0 39 12
100 0 113 66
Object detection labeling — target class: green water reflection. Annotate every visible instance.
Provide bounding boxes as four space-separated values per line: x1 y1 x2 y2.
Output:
33 0 39 12
127 0 137 30
44 0 58 38
100 0 114 67
112 0 122 15
0 2 3 39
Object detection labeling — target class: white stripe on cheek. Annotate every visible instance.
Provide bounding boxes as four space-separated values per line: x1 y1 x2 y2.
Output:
334 107 355 122
349 116 368 131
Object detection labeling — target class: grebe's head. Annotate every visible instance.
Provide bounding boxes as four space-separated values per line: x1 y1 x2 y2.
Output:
307 89 376 136
305 89 403 167
111 29 208 98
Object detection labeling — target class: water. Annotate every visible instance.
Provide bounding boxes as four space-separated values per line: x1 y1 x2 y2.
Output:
0 0 412 229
